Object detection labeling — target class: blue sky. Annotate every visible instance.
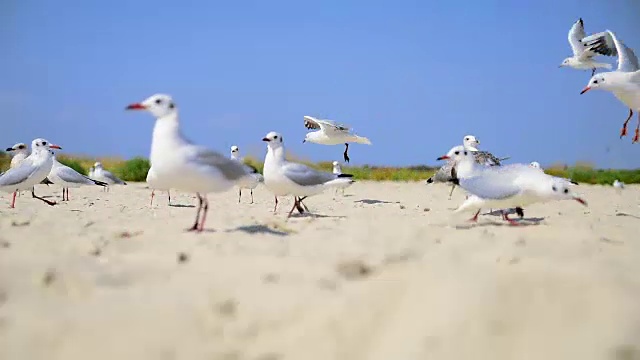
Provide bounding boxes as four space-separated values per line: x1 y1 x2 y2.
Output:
2 0 640 168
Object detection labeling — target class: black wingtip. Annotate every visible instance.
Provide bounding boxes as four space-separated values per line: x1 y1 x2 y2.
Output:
448 167 460 185
515 207 525 218
337 173 354 178
426 177 434 184
570 180 579 185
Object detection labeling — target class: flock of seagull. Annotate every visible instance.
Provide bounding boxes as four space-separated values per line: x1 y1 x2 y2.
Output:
0 18 637 229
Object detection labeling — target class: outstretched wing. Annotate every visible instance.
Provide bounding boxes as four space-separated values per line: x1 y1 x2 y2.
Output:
304 115 350 133
584 30 639 72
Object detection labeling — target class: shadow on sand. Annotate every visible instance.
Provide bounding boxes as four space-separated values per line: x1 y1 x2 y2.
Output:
354 199 397 205
228 224 290 236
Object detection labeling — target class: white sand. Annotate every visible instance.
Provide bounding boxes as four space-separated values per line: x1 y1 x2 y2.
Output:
0 182 639 360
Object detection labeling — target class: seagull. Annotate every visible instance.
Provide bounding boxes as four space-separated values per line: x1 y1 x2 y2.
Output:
6 142 55 198
447 149 586 225
262 131 355 217
559 18 613 76
529 161 541 169
92 162 127 191
230 145 263 204
0 138 61 208
613 179 625 189
427 135 509 199
302 115 372 163
146 166 171 206
580 30 640 143
332 160 352 196
125 93 255 232
47 151 108 201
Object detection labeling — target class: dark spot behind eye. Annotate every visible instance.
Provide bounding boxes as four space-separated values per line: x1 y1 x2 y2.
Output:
42 141 47 146
564 188 569 194
169 103 174 109
552 185 557 191
463 151 468 155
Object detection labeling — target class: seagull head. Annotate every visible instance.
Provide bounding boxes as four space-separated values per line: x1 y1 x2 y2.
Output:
94 162 103 169
549 179 587 206
332 161 339 166
31 138 61 154
230 145 239 153
529 161 541 169
559 57 573 68
437 145 466 161
580 74 608 94
262 131 284 149
6 142 28 155
462 135 479 150
125 93 177 118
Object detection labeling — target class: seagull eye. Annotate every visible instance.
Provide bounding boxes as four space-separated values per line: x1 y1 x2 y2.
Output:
463 151 468 155
454 151 459 155
593 80 598 84
274 135 278 139
155 99 162 104
564 188 569 194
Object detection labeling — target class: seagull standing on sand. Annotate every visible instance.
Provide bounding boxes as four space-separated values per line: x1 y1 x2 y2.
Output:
447 150 586 225
302 115 372 163
613 179 625 189
92 162 127 191
47 151 108 201
230 145 263 204
427 135 509 199
580 30 640 143
332 161 352 196
125 94 255 231
146 167 171 206
0 138 61 208
559 18 613 76
262 131 355 217
6 142 55 198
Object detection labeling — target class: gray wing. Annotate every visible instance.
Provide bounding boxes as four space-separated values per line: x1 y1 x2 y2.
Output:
584 30 639 72
56 166 97 185
103 170 127 185
0 161 39 187
192 147 251 181
430 161 455 183
459 173 522 200
282 162 336 187
304 116 350 133
472 151 503 166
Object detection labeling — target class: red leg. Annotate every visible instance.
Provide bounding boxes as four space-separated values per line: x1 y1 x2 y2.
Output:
502 211 520 226
633 112 640 143
10 192 16 208
468 209 481 222
150 190 155 206
620 109 633 138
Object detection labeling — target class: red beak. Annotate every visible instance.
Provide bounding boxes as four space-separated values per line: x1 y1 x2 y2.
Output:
126 103 146 110
574 197 587 206
49 144 62 149
437 155 450 161
580 86 591 95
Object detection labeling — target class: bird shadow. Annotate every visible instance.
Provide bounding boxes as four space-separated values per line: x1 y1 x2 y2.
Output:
616 212 640 220
227 224 289 236
287 213 346 219
168 203 196 208
354 199 397 205
454 217 544 229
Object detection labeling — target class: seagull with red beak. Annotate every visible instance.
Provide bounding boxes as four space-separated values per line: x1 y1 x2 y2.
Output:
125 93 255 232
0 138 61 208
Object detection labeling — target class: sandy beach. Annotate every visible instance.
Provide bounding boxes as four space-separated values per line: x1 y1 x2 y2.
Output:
0 181 639 360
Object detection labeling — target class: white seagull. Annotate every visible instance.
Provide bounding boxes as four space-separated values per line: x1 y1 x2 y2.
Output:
125 93 255 231
230 145 263 204
559 18 613 76
332 160 352 196
92 162 127 191
613 179 625 189
146 166 172 206
262 131 355 217
47 151 108 201
5 142 56 200
302 115 371 163
447 150 586 225
580 29 640 143
0 138 61 208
